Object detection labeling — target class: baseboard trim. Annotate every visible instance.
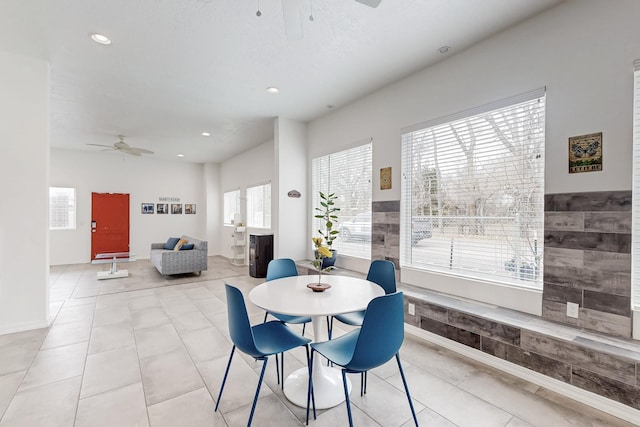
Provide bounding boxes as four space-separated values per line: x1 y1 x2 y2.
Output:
0 319 50 336
405 324 640 424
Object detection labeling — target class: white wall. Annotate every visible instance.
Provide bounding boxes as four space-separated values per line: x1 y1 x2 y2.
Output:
219 140 275 260
274 118 307 260
0 52 50 334
204 163 222 255
50 149 206 265
306 0 640 312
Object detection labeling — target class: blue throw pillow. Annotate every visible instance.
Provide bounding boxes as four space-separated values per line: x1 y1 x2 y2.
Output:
164 237 180 250
180 243 195 251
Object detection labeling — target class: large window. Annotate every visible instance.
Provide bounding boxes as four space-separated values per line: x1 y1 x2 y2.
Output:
632 59 640 317
312 142 372 259
223 189 241 226
49 187 76 230
401 89 545 289
247 182 271 228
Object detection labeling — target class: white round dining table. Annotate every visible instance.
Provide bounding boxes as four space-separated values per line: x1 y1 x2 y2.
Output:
248 274 384 409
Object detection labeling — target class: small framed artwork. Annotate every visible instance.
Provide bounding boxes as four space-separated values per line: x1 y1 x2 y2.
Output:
141 203 154 214
156 203 168 214
171 203 183 214
380 167 392 190
185 204 196 214
569 132 602 173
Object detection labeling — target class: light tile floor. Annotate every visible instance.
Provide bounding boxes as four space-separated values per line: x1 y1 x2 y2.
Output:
0 256 635 426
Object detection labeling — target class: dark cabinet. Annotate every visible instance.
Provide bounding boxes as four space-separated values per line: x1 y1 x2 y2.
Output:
249 234 273 278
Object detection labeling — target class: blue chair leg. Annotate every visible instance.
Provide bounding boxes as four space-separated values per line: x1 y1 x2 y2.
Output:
306 346 316 425
341 370 354 427
247 357 269 427
215 345 236 412
364 371 367 394
396 353 419 426
280 352 285 389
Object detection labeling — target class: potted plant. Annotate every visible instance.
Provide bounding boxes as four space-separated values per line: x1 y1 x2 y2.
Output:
314 191 340 268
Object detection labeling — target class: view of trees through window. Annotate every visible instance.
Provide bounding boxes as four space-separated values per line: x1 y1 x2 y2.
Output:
402 92 545 288
312 142 372 259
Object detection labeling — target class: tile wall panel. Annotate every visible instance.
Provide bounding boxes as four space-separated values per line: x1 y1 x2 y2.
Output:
543 191 632 337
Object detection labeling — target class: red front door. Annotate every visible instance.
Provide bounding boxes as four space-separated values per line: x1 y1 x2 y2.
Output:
91 193 130 260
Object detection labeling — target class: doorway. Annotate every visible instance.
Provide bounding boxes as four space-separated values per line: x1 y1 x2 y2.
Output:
91 192 130 260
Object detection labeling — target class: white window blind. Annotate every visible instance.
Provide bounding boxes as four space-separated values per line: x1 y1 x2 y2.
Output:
312 142 372 259
401 88 545 289
223 189 240 226
631 59 640 310
247 182 271 228
49 187 76 230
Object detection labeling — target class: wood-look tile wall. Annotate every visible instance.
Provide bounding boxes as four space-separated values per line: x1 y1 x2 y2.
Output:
371 201 400 270
404 295 640 410
543 191 632 338
371 196 639 410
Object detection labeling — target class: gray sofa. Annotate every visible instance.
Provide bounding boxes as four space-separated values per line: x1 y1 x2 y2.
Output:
150 235 208 275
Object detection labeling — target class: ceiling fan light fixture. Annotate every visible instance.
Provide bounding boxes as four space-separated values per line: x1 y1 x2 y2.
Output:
90 33 111 45
266 87 279 94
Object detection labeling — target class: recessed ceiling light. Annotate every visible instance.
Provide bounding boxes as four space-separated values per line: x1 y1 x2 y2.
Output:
177 154 184 158
201 132 211 136
438 46 450 54
90 33 112 45
266 87 279 94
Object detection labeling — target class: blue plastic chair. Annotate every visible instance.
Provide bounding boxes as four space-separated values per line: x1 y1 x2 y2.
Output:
329 259 396 339
263 259 312 336
308 292 419 427
215 284 312 426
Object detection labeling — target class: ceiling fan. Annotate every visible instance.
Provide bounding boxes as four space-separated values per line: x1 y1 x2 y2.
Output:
264 0 382 41
87 135 154 157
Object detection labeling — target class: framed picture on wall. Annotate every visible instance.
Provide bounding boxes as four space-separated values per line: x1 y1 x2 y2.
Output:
157 203 168 214
171 204 183 214
569 132 602 173
141 203 154 214
185 204 196 214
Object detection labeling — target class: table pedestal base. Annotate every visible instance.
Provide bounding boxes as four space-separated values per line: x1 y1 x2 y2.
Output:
97 269 129 280
283 364 351 409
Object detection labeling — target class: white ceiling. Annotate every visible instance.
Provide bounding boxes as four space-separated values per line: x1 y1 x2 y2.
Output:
1 0 563 163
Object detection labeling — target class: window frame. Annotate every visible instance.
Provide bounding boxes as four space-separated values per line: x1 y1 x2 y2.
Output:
400 89 546 314
311 141 373 261
246 182 272 229
49 187 77 231
223 189 241 226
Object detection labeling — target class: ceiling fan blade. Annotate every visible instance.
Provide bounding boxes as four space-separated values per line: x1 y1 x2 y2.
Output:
121 149 142 156
86 143 115 149
128 147 154 155
282 0 303 40
355 0 382 7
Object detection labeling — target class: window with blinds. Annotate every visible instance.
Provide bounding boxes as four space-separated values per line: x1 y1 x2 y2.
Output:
631 60 640 310
247 182 271 228
223 189 240 225
49 187 76 230
401 88 545 289
312 142 372 259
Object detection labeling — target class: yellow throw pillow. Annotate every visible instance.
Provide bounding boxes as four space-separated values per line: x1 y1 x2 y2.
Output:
173 238 188 251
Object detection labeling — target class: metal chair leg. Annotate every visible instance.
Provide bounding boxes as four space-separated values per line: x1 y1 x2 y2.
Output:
341 369 354 427
302 322 306 336
247 357 269 427
396 353 419 427
215 345 236 412
280 352 285 389
263 312 268 323
306 346 316 425
275 353 280 385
